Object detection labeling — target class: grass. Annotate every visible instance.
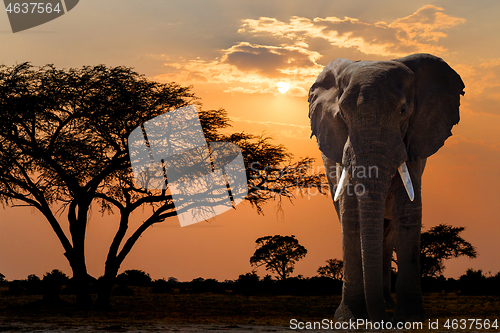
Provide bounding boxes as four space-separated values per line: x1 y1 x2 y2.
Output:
0 288 499 331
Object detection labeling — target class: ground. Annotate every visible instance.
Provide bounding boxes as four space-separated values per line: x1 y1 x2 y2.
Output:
0 288 499 332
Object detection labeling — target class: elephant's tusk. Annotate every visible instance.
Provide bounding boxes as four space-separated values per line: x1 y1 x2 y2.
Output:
334 168 350 202
398 162 415 201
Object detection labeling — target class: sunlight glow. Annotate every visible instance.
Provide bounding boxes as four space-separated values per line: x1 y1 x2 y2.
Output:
277 81 290 93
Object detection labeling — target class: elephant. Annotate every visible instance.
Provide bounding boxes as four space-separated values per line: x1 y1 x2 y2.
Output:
308 53 464 322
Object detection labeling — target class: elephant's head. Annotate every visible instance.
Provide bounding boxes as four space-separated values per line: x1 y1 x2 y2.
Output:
309 53 464 190
308 53 464 321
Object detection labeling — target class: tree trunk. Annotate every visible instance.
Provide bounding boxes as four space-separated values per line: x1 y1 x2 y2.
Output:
68 201 93 308
96 258 120 309
66 249 93 308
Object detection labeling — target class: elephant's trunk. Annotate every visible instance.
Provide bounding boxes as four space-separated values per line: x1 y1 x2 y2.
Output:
342 120 408 321
355 162 394 322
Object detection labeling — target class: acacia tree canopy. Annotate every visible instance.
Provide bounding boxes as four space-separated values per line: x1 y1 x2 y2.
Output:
420 224 477 277
0 63 325 307
250 235 307 280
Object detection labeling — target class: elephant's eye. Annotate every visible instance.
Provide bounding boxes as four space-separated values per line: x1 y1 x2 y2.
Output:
400 106 406 114
338 108 346 120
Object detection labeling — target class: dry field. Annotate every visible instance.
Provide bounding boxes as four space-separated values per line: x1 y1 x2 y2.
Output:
0 289 499 332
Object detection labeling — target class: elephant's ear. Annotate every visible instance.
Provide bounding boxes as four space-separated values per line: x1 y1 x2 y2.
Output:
394 53 465 161
308 58 353 163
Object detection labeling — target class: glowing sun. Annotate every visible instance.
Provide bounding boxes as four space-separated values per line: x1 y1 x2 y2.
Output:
277 81 290 93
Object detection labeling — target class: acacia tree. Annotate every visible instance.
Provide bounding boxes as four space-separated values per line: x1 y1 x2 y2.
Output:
317 258 343 280
250 235 307 280
420 224 477 277
0 63 325 308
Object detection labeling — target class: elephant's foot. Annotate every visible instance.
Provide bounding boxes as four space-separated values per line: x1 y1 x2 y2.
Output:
334 301 355 321
334 299 369 321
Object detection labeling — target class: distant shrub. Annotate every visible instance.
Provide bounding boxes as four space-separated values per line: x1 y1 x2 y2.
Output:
459 269 487 295
181 278 225 293
235 272 260 295
167 277 178 284
116 269 152 286
232 272 343 296
443 277 459 293
488 272 500 295
26 274 43 295
307 276 342 295
275 276 307 295
421 275 446 293
152 279 172 293
42 269 69 303
8 280 25 295
6 274 44 295
260 274 276 294
272 276 342 296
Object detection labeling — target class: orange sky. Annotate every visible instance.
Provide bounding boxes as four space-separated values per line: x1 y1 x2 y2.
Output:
0 1 499 281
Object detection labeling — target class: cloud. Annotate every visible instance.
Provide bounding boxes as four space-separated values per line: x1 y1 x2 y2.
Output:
390 5 466 44
239 16 405 56
239 5 465 57
153 5 466 97
223 43 319 78
454 59 500 116
153 42 322 97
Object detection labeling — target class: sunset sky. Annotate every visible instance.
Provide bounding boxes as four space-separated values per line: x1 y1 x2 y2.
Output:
0 0 499 282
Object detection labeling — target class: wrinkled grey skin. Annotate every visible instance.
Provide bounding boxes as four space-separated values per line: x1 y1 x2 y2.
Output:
308 54 464 322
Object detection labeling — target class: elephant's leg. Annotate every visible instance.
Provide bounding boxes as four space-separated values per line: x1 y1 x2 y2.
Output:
383 218 396 309
393 191 426 322
334 192 368 320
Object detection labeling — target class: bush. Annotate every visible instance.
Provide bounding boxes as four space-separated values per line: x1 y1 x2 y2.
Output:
26 274 43 294
232 273 343 296
151 279 172 293
6 275 43 295
42 269 69 302
235 272 260 295
260 274 276 294
307 276 343 295
116 269 152 287
421 275 446 293
443 277 459 293
272 276 342 296
8 280 26 295
459 269 486 295
488 272 500 295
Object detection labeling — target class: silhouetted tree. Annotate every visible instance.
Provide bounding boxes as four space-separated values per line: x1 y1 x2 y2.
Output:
235 271 260 295
115 269 151 286
459 268 486 295
250 235 307 280
42 269 69 303
0 273 4 282
151 278 172 294
420 224 477 277
317 258 343 280
25 274 43 294
167 276 178 283
0 63 325 308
